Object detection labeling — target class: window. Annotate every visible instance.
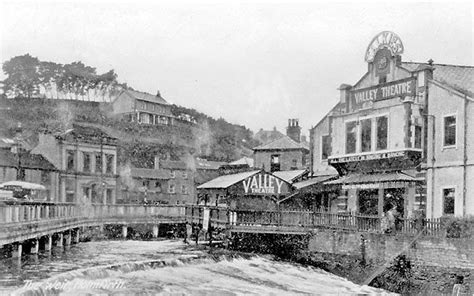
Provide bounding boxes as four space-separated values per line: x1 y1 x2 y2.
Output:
95 153 102 173
270 154 280 172
65 179 75 202
376 116 388 150
360 118 372 152
67 150 75 171
414 125 422 149
106 189 113 204
168 183 175 194
321 135 331 160
443 115 456 147
182 171 188 179
143 180 150 188
83 152 91 172
170 170 175 178
105 154 114 174
181 185 188 194
443 188 455 215
345 121 357 154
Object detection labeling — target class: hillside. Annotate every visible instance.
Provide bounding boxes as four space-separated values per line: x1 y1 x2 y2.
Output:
0 54 261 164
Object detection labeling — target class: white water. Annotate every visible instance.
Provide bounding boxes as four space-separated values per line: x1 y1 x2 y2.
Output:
0 240 396 295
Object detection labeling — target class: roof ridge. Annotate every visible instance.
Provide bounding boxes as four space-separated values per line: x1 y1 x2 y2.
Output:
402 61 474 69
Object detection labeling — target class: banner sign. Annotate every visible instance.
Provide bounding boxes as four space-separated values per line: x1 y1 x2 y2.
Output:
242 172 288 195
350 78 416 111
329 150 406 164
202 208 210 231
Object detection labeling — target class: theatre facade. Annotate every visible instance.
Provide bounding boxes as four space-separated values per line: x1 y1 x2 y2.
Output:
310 31 474 219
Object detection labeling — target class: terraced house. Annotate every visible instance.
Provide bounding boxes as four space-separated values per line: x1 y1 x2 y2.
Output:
310 31 474 219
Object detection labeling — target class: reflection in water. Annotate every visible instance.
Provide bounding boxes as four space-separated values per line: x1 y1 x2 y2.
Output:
0 240 396 295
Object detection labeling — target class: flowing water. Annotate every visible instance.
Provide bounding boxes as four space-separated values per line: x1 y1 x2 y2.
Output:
0 240 396 295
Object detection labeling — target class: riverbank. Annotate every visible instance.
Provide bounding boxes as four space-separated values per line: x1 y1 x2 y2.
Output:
225 232 472 295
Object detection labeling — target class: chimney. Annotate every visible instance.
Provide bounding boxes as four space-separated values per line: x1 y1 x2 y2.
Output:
286 118 301 143
156 90 161 98
338 84 352 113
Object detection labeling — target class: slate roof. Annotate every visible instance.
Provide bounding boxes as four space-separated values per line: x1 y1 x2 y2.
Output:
159 160 188 170
58 124 117 145
197 170 261 189
229 157 254 167
253 128 285 145
253 135 309 151
130 168 170 180
272 169 308 183
401 62 474 97
0 149 57 171
195 158 227 170
123 89 169 105
293 175 337 190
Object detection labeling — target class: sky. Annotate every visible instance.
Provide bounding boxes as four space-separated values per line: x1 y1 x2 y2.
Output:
1 0 472 137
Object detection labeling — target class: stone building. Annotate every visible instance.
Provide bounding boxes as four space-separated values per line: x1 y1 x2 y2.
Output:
310 31 473 218
0 146 59 201
254 120 309 172
119 157 197 205
111 89 174 125
32 124 118 204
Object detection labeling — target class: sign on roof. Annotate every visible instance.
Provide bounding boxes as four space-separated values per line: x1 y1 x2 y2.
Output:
365 31 404 63
242 172 290 195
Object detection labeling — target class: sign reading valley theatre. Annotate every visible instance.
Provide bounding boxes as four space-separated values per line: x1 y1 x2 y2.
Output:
350 77 416 111
242 172 289 195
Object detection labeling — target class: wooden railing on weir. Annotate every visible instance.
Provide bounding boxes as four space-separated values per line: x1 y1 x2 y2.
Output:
0 202 445 241
185 206 446 237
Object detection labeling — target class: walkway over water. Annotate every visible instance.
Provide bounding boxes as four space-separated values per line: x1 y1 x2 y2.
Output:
0 202 445 247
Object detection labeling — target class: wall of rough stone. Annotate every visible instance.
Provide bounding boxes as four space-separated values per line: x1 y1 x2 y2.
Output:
308 229 474 270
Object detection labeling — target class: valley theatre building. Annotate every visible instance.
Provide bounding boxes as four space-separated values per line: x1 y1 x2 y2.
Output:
310 31 474 219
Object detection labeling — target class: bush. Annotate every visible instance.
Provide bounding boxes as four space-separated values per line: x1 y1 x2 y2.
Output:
442 216 474 238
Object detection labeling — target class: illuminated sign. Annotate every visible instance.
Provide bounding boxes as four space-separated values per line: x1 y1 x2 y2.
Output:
365 31 404 62
350 78 416 111
242 173 286 195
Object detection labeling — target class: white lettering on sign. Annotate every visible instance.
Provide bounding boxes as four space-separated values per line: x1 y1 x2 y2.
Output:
242 174 285 195
329 151 406 164
365 31 404 62
350 78 416 111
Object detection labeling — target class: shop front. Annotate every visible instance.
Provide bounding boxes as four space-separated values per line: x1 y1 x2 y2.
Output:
326 149 424 218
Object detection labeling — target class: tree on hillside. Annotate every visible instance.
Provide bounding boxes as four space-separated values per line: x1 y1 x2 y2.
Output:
2 54 41 98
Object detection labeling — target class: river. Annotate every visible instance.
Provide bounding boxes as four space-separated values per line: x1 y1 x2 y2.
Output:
0 240 396 295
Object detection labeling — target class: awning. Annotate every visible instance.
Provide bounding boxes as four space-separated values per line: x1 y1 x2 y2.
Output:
293 175 337 190
324 171 419 189
0 181 46 191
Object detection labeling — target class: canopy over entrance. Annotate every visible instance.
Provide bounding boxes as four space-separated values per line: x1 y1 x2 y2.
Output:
325 171 418 189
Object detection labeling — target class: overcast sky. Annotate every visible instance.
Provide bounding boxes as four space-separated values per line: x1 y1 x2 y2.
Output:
1 1 472 136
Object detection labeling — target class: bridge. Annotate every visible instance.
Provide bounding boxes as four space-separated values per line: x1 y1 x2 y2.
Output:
0 202 445 258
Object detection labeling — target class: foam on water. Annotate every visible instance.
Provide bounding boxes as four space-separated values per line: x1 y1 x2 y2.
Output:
1 240 397 295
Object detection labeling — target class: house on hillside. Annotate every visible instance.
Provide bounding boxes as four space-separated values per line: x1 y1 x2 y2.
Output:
253 127 284 145
111 89 174 125
31 124 118 204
